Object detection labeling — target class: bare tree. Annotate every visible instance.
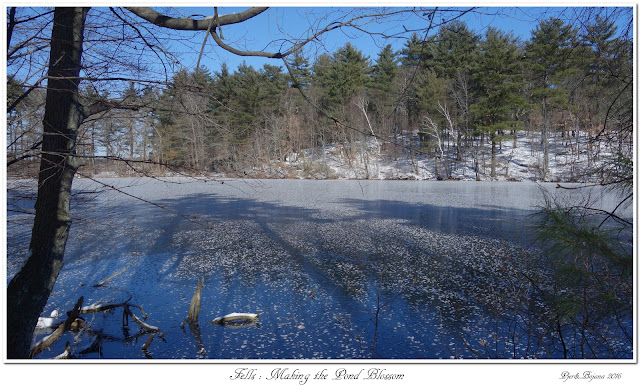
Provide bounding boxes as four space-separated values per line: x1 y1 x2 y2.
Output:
355 95 380 178
5 6 273 359
7 7 90 359
6 6 480 358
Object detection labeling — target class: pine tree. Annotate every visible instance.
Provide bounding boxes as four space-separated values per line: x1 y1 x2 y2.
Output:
260 63 288 109
471 27 526 178
287 50 312 89
400 33 430 68
580 15 632 134
368 44 399 134
312 43 371 112
432 20 480 78
371 44 398 94
332 42 371 104
524 17 579 179
532 171 632 358
432 21 480 159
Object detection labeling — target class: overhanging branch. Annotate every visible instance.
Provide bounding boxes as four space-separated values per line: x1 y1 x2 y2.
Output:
124 7 268 30
208 29 282 58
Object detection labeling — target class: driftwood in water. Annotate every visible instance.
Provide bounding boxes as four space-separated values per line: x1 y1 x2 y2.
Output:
76 329 161 357
181 278 207 357
30 296 160 358
179 279 203 329
76 332 101 356
124 305 159 332
30 297 84 358
209 312 260 325
80 296 148 319
93 264 132 287
141 333 155 351
52 342 71 359
184 320 207 358
187 278 204 323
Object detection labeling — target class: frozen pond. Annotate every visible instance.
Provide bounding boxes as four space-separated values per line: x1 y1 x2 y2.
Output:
5 178 632 359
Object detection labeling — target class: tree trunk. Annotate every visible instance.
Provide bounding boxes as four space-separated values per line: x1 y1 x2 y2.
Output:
541 86 550 181
490 134 497 178
6 7 88 359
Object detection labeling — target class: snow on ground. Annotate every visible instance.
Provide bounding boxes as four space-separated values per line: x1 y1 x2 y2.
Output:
247 131 622 182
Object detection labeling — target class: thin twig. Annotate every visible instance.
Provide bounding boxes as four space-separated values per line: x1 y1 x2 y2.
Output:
93 264 132 287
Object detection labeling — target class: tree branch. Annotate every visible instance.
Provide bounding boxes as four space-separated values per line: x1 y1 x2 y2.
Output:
82 99 144 118
109 7 172 81
7 7 17 49
209 29 282 58
6 141 42 168
7 75 47 114
124 7 268 30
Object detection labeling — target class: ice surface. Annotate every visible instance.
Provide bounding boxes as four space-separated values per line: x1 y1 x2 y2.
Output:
6 178 631 359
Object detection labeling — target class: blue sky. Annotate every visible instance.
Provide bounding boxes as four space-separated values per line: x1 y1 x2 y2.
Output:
163 6 632 74
168 6 541 72
6 5 633 87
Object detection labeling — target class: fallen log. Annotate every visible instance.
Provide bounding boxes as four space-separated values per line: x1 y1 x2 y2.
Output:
30 297 84 358
80 297 148 319
30 297 159 358
141 333 155 351
81 303 123 314
209 312 260 325
124 305 159 332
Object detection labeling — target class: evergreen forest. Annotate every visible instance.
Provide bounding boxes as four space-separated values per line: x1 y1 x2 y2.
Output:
7 10 633 182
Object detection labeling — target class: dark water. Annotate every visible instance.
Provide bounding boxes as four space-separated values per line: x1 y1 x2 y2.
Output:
5 178 632 359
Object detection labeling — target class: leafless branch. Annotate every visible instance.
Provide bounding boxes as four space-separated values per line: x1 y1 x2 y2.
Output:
124 7 268 30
